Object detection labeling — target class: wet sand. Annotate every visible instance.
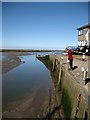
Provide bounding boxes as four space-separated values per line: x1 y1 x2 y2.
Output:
2 79 61 118
2 52 61 118
2 86 62 118
3 86 50 118
2 52 30 74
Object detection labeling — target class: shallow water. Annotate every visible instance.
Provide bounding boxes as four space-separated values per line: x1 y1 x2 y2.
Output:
2 54 54 117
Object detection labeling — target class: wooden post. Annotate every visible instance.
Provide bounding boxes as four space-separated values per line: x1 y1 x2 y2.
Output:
52 59 57 71
52 59 55 71
58 64 62 85
58 63 62 91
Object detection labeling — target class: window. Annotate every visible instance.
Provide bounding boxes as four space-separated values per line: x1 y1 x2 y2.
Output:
78 29 84 35
78 41 81 46
82 40 86 46
78 40 86 47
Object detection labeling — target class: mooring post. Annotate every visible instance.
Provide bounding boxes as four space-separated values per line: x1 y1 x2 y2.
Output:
82 53 85 61
61 57 63 64
58 64 62 85
58 57 64 86
58 62 63 91
52 59 55 71
52 59 57 71
81 67 88 81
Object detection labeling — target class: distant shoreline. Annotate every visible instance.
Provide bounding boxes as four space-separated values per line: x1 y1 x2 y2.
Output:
1 49 65 52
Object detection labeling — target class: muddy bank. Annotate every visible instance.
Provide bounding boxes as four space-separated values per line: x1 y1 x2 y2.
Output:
2 54 63 119
2 52 30 74
3 85 61 118
3 87 49 118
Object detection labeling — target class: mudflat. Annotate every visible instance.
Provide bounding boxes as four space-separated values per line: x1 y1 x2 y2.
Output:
2 52 29 74
2 52 61 118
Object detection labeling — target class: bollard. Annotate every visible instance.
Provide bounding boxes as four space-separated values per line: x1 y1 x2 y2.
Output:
61 57 63 60
81 67 88 81
61 57 63 64
82 53 85 61
86 49 88 53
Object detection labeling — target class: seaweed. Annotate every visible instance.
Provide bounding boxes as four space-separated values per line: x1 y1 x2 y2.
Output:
61 87 73 118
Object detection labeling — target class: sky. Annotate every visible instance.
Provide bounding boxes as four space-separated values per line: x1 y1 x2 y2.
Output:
2 2 88 50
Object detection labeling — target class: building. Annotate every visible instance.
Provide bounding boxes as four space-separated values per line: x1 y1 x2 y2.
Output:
77 23 90 50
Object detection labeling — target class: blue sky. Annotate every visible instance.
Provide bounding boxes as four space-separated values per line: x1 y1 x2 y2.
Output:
2 2 88 50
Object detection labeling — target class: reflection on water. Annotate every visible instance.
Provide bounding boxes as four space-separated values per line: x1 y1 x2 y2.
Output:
2 54 54 117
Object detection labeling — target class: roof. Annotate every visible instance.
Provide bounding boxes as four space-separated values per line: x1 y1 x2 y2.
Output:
77 23 90 30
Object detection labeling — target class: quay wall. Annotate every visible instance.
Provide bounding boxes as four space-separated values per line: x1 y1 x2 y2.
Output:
38 54 89 119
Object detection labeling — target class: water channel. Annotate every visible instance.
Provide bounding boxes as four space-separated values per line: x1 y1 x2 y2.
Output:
2 53 55 118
